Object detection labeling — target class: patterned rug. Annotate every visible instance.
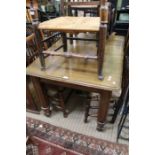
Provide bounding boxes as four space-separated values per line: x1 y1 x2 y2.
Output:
26 117 128 155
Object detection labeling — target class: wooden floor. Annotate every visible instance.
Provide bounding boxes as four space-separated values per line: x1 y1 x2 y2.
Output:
27 33 128 145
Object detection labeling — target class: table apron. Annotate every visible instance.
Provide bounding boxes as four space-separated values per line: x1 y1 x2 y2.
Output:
39 77 110 94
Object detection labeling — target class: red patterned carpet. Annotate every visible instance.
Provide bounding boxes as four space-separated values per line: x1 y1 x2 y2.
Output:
26 117 128 155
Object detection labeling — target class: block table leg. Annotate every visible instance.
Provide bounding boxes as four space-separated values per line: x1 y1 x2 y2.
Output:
97 90 112 131
31 76 51 117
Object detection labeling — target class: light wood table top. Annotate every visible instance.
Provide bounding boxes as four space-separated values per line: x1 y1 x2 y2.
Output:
38 16 100 32
26 34 125 91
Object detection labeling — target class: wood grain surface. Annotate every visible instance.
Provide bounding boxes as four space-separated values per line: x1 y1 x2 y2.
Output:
26 34 125 91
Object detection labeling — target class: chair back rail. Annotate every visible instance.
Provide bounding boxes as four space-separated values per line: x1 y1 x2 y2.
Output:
61 0 100 16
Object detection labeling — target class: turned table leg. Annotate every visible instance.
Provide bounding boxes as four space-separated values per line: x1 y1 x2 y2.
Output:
97 90 112 131
31 76 51 117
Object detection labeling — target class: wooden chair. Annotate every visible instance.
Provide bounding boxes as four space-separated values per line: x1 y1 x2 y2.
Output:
61 0 114 46
84 31 129 123
26 28 68 117
61 0 114 36
61 0 100 44
44 85 74 118
117 85 129 142
112 6 129 35
37 8 58 22
36 0 109 80
37 6 62 49
26 0 39 23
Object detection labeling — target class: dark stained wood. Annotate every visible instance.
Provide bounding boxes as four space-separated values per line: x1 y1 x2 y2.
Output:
33 25 46 70
31 76 51 117
26 82 39 112
97 90 112 131
61 0 65 15
62 32 67 52
57 88 69 118
100 4 109 23
97 0 108 79
98 24 107 80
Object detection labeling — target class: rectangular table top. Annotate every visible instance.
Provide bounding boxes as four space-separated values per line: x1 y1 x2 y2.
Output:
38 16 100 33
26 34 125 91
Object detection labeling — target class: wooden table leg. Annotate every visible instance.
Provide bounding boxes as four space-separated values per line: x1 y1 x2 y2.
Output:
31 76 51 117
26 83 39 112
62 32 67 52
97 90 112 131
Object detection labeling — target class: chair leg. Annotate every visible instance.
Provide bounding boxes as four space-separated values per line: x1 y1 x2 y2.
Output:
110 99 122 123
117 101 129 142
111 85 129 123
69 34 73 44
84 10 86 17
58 90 68 118
62 33 67 52
84 99 91 123
96 32 99 56
117 112 128 141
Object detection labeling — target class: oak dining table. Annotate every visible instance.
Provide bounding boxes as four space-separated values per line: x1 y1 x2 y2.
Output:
26 34 125 131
